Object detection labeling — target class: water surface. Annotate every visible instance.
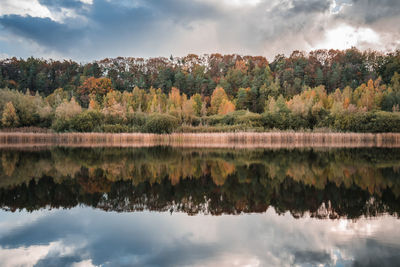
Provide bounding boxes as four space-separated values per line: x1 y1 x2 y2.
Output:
0 147 399 266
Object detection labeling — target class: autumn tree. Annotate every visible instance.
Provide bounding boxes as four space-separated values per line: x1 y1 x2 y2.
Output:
46 88 69 108
182 96 195 123
266 95 289 114
132 86 145 112
1 102 19 127
55 97 82 121
354 79 385 111
218 99 235 115
210 87 229 115
78 77 113 107
102 91 126 121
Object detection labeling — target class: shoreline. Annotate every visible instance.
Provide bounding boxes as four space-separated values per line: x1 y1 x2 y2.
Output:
0 132 400 148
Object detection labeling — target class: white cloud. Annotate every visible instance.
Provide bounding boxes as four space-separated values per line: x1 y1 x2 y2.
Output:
0 0 52 18
314 24 381 50
80 0 93 5
71 259 96 267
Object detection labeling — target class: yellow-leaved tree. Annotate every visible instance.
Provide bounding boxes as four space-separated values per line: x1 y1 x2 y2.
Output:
210 87 235 115
1 101 19 127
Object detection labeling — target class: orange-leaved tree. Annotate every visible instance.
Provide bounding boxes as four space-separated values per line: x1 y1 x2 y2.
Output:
78 77 113 107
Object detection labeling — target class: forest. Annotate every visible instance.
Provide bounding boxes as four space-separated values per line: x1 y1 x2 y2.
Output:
0 48 400 133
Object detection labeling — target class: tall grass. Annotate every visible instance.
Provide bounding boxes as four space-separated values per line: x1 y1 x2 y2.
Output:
0 132 399 148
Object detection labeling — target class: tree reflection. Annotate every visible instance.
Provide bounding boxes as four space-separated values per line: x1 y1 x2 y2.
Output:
0 147 399 218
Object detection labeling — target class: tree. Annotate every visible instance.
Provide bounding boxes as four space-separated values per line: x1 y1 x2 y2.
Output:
315 68 324 85
276 95 290 114
192 93 202 116
168 87 182 110
102 91 126 121
46 88 69 108
236 88 249 110
78 77 113 107
210 87 229 115
391 72 400 92
55 97 82 121
182 97 195 122
218 99 235 115
1 102 19 127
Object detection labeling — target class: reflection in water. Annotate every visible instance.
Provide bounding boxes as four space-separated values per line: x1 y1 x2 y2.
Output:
0 147 399 218
0 147 399 266
1 209 400 266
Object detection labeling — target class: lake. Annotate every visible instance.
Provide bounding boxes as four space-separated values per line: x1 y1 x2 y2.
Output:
0 147 399 266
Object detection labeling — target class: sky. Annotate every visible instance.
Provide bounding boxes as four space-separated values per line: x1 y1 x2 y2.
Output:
0 0 399 62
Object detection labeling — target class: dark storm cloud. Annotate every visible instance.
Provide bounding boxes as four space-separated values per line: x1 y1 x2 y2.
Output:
0 0 221 59
338 0 400 24
35 255 84 267
293 250 332 265
39 0 86 10
0 0 399 60
0 15 84 50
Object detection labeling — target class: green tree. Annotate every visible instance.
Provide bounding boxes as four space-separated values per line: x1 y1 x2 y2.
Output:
391 72 400 92
236 88 249 110
192 93 203 116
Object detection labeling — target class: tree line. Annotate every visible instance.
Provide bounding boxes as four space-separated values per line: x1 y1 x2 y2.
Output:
0 48 400 133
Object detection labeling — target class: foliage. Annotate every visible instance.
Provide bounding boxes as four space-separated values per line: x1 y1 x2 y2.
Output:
102 124 131 133
70 110 104 132
144 113 179 134
0 49 400 133
1 102 19 127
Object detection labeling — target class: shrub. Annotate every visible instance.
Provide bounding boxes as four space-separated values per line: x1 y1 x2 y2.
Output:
102 124 131 133
51 118 71 132
127 112 147 127
144 113 179 134
373 111 400 132
191 116 201 126
103 113 125 125
234 112 263 127
331 111 400 132
70 110 104 132
202 114 225 126
262 112 309 130
176 125 264 133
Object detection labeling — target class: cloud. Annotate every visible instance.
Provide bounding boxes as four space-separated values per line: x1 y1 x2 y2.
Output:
293 250 332 265
0 0 399 61
0 15 85 50
337 0 400 25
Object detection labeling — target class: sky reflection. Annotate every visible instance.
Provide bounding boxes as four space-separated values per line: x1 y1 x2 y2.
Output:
0 208 399 267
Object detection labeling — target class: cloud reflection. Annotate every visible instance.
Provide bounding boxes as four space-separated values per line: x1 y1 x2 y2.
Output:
0 208 399 266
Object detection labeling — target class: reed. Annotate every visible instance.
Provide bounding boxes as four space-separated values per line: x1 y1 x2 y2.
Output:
0 132 399 148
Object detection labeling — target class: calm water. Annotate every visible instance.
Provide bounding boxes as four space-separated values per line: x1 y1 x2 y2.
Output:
0 147 399 266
